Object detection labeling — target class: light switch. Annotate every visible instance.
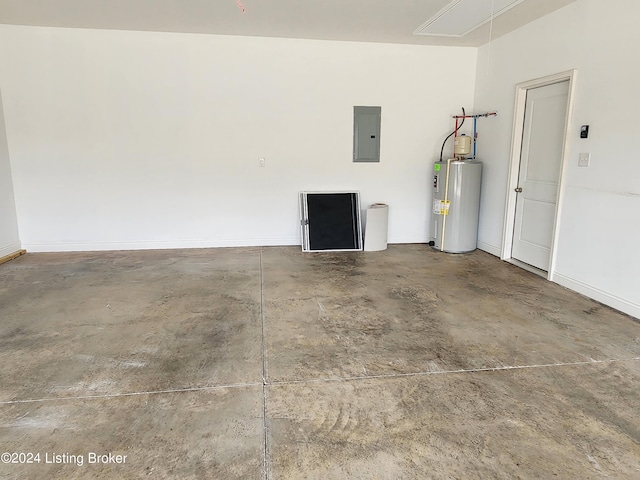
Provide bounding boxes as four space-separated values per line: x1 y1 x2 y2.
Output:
578 152 590 167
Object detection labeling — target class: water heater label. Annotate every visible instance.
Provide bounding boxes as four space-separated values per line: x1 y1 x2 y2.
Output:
433 199 450 215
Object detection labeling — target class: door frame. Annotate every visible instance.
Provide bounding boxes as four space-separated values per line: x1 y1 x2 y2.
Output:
501 69 577 281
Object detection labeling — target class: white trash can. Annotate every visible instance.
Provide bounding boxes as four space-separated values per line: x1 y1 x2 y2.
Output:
364 203 389 252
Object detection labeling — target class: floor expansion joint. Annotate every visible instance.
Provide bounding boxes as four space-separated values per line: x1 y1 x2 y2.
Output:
3 357 638 406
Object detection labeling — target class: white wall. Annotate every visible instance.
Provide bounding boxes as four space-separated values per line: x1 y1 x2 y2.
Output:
474 0 640 318
0 25 476 252
0 91 21 258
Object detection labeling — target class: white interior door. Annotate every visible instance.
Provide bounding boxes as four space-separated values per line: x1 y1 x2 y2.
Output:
512 80 569 270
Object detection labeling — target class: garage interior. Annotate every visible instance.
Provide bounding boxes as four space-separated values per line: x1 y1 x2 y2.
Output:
1 1 639 479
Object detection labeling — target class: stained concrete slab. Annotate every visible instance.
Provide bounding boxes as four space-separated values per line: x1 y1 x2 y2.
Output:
268 361 640 479
263 246 640 381
0 248 263 401
0 387 264 479
1 244 640 479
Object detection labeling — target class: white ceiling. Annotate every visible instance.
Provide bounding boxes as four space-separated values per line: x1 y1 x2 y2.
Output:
0 0 577 47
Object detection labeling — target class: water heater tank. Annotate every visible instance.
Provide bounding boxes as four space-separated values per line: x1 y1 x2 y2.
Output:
431 159 482 253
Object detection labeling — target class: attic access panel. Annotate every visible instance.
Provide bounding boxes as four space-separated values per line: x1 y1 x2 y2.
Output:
300 192 363 252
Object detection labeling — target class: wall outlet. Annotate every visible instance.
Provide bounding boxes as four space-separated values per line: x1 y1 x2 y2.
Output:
259 157 266 167
578 152 590 167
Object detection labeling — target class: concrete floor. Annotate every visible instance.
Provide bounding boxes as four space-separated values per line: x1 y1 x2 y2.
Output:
1 245 639 479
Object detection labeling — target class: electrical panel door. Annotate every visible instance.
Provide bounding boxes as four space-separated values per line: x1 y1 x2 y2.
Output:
353 106 381 163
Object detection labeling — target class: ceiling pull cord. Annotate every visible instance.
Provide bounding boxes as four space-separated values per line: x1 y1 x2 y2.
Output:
487 0 495 76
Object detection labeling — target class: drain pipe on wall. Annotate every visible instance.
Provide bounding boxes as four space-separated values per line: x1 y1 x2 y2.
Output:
440 157 453 252
438 108 465 252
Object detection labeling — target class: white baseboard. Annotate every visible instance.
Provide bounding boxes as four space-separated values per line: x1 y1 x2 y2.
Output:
387 236 430 244
0 241 22 258
22 237 300 253
477 241 501 257
23 236 432 253
553 273 640 320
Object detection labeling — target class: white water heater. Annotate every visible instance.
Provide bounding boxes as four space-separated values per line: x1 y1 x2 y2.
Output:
432 159 482 253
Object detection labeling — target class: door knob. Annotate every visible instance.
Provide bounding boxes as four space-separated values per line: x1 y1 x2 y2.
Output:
515 187 523 193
